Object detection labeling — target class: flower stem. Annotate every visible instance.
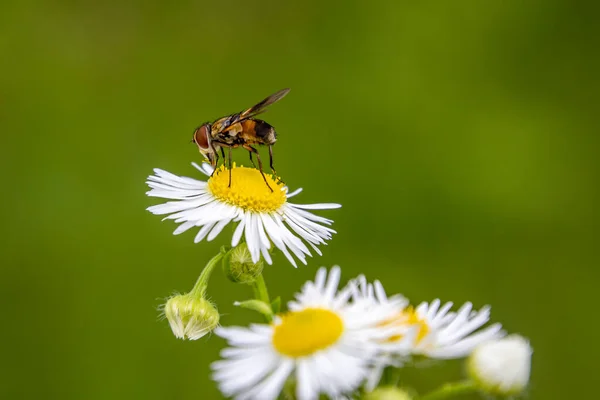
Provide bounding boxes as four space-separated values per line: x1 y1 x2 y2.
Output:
190 252 224 298
420 381 476 400
252 274 272 322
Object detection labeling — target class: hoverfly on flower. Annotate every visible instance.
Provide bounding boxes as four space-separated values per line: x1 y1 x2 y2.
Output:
192 88 290 191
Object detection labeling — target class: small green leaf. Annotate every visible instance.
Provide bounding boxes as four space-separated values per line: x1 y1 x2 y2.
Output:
220 245 231 255
234 299 273 320
270 296 281 314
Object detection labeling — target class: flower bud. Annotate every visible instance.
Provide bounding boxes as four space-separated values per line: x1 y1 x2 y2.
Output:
467 335 532 396
163 293 219 340
362 386 413 400
223 242 264 284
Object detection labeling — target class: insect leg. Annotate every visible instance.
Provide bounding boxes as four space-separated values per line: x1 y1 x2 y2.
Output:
268 145 284 184
210 142 220 177
228 147 233 187
212 153 219 177
210 141 232 177
268 145 276 174
243 145 273 192
248 151 257 169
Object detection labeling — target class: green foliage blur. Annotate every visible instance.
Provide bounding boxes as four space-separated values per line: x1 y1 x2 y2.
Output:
1 1 598 399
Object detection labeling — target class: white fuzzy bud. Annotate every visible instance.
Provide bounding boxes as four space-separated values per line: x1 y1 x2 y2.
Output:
163 294 219 340
468 335 532 396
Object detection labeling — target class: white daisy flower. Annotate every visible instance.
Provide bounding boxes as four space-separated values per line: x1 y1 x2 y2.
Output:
410 299 505 359
351 278 505 390
146 162 341 267
212 267 409 400
468 334 532 396
355 280 504 359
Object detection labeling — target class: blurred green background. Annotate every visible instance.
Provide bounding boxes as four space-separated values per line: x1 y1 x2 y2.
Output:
1 0 598 399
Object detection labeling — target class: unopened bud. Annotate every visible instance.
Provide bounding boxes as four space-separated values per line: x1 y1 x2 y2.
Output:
467 335 532 396
223 242 264 284
163 293 219 340
362 386 413 400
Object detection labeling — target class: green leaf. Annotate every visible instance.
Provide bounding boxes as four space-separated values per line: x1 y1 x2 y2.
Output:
234 299 273 320
270 296 281 314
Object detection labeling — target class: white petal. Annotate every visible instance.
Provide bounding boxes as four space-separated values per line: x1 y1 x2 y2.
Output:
214 350 279 396
324 267 341 301
286 187 303 198
172 220 197 235
255 214 271 251
215 326 272 346
427 299 441 320
440 308 491 344
287 206 335 225
239 359 294 400
244 213 261 263
443 302 473 333
374 281 389 303
208 218 232 241
260 213 297 267
194 222 216 243
296 359 319 400
314 268 327 290
430 302 454 326
232 218 246 247
192 161 214 176
289 203 341 210
429 324 505 358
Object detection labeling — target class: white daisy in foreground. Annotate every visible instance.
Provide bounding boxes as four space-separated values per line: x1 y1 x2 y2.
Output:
146 162 341 267
468 334 532 396
212 267 410 400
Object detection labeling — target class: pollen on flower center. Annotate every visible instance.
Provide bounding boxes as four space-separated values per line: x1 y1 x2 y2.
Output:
208 164 286 212
272 308 344 357
406 308 430 343
382 306 430 343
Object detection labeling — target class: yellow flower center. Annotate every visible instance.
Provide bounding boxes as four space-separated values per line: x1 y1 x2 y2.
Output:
382 306 430 343
208 164 286 213
272 308 344 358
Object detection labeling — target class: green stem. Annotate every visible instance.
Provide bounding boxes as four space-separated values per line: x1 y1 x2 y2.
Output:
420 381 476 400
190 252 224 298
252 274 272 322
382 366 393 386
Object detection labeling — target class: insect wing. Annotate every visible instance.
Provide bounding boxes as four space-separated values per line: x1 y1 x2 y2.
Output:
240 88 290 119
218 88 290 134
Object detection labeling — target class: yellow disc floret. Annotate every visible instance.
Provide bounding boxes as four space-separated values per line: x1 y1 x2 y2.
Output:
273 308 344 357
208 164 286 213
402 306 430 343
381 306 430 343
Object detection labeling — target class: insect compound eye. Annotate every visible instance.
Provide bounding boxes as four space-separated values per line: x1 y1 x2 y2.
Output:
194 124 210 149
